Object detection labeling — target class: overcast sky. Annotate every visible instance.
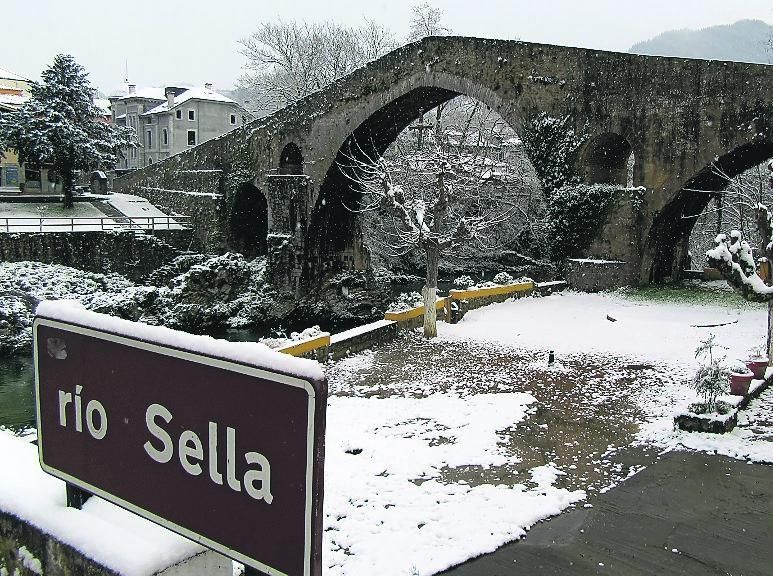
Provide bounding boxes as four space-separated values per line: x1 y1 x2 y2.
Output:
4 0 772 95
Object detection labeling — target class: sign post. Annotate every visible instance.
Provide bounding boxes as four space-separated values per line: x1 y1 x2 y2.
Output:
34 304 326 576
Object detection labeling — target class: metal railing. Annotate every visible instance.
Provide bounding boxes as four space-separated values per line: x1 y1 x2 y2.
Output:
0 215 191 233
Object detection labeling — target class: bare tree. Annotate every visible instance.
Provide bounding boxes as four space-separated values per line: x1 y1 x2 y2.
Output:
703 160 773 360
238 19 396 113
407 2 452 42
341 115 527 338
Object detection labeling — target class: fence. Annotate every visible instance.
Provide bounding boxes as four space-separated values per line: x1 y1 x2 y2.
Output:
0 215 190 233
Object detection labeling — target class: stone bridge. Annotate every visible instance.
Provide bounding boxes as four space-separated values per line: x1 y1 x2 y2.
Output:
115 36 773 292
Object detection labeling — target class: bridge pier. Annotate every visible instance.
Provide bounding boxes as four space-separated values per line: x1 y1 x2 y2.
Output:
265 175 312 297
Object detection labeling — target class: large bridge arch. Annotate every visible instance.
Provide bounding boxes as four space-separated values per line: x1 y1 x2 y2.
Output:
644 139 773 282
302 73 539 284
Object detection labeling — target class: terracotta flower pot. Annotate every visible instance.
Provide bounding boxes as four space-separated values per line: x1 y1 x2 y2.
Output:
729 371 753 396
745 357 768 380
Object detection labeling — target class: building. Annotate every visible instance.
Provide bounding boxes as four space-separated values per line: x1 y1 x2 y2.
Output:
109 83 251 171
0 66 31 190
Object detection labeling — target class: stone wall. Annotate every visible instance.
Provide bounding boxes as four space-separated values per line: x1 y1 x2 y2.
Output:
566 259 630 292
585 187 646 286
0 509 230 576
120 184 225 253
329 319 399 360
0 230 190 281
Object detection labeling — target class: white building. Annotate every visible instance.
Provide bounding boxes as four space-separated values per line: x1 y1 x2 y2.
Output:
109 84 251 171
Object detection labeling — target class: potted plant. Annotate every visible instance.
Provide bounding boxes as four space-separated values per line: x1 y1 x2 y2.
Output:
727 359 754 396
745 345 769 379
691 335 729 412
675 335 738 433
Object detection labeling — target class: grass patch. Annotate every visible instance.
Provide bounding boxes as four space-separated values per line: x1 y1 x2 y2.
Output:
617 282 766 309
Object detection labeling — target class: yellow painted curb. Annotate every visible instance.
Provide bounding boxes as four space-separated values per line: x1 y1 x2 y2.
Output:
277 333 331 356
449 281 534 301
384 299 447 322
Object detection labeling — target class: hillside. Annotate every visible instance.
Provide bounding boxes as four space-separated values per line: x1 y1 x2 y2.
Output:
629 19 772 63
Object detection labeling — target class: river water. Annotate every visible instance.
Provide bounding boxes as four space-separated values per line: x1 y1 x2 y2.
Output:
0 354 35 432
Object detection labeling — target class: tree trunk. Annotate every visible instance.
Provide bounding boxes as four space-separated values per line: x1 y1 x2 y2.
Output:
62 164 75 209
423 241 440 339
768 300 773 365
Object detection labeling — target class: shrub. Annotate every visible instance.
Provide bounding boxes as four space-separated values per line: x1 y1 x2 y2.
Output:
493 272 514 285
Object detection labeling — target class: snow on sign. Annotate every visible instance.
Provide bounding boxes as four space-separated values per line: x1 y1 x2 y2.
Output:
33 302 326 576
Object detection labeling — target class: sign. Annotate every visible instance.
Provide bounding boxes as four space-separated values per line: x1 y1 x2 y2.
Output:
34 309 326 576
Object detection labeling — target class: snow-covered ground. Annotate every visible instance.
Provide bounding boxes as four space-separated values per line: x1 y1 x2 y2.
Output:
104 193 185 229
0 194 183 232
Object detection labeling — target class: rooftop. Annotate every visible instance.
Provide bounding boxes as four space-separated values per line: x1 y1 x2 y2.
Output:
141 86 237 116
0 67 30 83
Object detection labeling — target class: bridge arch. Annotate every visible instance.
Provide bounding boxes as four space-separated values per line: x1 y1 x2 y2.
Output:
581 133 635 187
303 73 540 284
279 143 304 175
644 139 773 282
228 181 268 259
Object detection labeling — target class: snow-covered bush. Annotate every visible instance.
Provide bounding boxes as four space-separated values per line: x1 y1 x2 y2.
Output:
387 291 424 312
0 293 36 354
453 275 475 288
493 272 514 285
260 325 324 350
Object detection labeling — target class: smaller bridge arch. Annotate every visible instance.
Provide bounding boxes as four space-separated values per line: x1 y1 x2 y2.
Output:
279 143 304 175
582 133 635 187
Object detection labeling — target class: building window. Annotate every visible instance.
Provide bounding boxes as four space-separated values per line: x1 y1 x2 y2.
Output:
187 130 196 146
162 128 168 145
146 130 152 147
146 117 152 124
176 109 182 119
188 110 195 121
148 157 153 165
230 114 236 125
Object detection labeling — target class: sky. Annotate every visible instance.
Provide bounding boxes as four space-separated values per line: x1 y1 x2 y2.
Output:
3 0 772 95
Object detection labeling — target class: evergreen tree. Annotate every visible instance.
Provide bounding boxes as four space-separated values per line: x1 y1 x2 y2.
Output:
0 54 135 208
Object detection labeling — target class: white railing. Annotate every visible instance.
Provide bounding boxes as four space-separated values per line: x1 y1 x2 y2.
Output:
0 215 191 233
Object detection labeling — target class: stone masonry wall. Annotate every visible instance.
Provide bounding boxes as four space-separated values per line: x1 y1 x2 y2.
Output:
585 187 646 286
566 259 630 292
120 184 226 253
0 230 190 281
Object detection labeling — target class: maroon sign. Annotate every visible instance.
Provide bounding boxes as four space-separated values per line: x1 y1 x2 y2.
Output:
34 311 326 576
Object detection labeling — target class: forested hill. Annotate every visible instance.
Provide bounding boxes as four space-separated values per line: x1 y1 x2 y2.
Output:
629 19 772 64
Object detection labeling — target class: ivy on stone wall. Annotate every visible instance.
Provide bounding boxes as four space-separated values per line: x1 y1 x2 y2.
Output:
520 112 587 196
547 184 620 262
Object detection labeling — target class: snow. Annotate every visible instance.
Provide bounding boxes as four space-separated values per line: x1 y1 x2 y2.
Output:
438 291 763 366
0 67 30 82
568 258 626 264
36 301 324 383
323 394 584 575
0 201 121 232
140 186 221 199
434 291 773 466
141 87 237 116
0 432 205 576
330 319 396 344
105 193 184 226
0 199 183 232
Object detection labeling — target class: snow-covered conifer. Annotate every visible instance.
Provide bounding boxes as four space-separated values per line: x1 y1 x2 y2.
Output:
0 54 136 208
